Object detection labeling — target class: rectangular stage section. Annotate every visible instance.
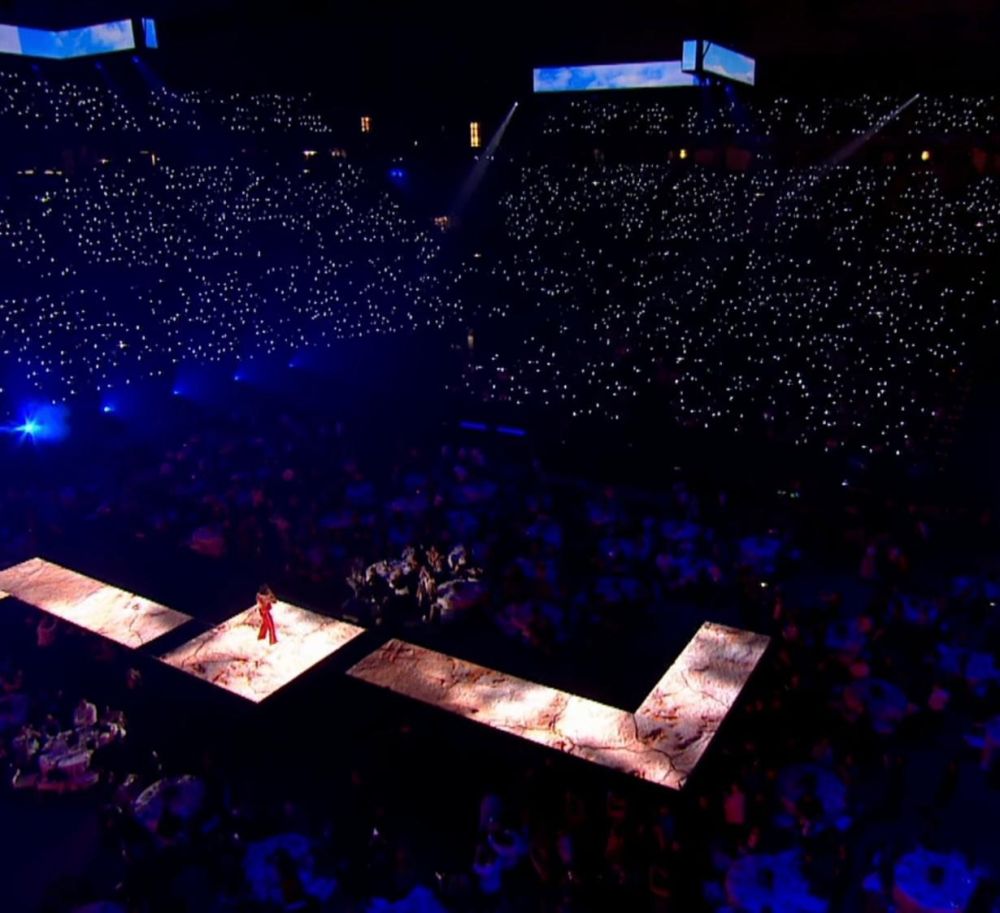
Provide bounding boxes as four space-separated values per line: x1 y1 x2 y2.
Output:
0 557 191 648
634 621 770 785
159 603 365 702
349 640 686 788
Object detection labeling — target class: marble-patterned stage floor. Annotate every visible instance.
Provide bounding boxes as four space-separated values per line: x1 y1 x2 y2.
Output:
158 603 365 702
349 622 769 790
0 557 768 786
0 557 191 648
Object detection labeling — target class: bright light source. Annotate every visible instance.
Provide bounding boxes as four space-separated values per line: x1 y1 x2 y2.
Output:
360 115 372 134
303 149 317 158
470 121 481 149
16 419 40 436
679 148 689 160
920 149 931 162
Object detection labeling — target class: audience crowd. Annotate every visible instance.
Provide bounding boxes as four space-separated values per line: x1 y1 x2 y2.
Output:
469 161 997 455
539 94 1000 139
0 69 337 135
0 72 999 911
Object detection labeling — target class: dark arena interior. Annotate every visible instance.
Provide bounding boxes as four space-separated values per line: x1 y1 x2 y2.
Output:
2 2 1000 911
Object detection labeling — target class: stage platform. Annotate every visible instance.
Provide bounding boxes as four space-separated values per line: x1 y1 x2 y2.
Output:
349 622 769 790
1 556 768 787
0 557 191 648
157 603 365 703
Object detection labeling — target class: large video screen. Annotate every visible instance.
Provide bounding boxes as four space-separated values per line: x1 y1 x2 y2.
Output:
143 18 158 49
682 40 698 72
701 41 755 86
0 25 23 55
0 19 135 60
534 60 697 93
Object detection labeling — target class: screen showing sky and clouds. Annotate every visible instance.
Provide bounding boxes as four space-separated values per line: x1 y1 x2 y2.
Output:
701 42 756 85
534 60 697 93
0 19 135 59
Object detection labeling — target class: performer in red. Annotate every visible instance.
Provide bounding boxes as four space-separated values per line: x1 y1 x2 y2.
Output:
256 584 278 645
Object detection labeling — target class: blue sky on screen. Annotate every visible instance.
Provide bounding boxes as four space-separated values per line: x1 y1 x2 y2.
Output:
682 40 697 71
0 24 23 55
701 43 756 85
12 19 134 59
534 60 697 93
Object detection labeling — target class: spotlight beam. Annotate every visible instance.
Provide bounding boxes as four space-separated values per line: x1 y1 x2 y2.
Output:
826 93 920 167
450 100 520 223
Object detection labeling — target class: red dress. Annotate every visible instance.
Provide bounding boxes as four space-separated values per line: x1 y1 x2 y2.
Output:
257 595 277 644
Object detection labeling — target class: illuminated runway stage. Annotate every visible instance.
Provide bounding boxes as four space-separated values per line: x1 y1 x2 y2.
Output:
0 557 191 648
0 558 768 787
349 622 769 790
158 604 366 702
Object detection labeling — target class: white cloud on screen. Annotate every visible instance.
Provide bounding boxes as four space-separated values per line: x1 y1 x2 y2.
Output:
0 24 24 55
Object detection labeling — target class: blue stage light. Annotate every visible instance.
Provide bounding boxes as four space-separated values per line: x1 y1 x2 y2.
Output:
8 403 70 442
102 404 114 414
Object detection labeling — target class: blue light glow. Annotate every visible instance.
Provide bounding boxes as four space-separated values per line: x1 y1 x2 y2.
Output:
3 403 71 442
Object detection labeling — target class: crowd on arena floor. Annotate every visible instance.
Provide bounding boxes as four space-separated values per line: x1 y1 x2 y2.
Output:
1 402 1000 912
